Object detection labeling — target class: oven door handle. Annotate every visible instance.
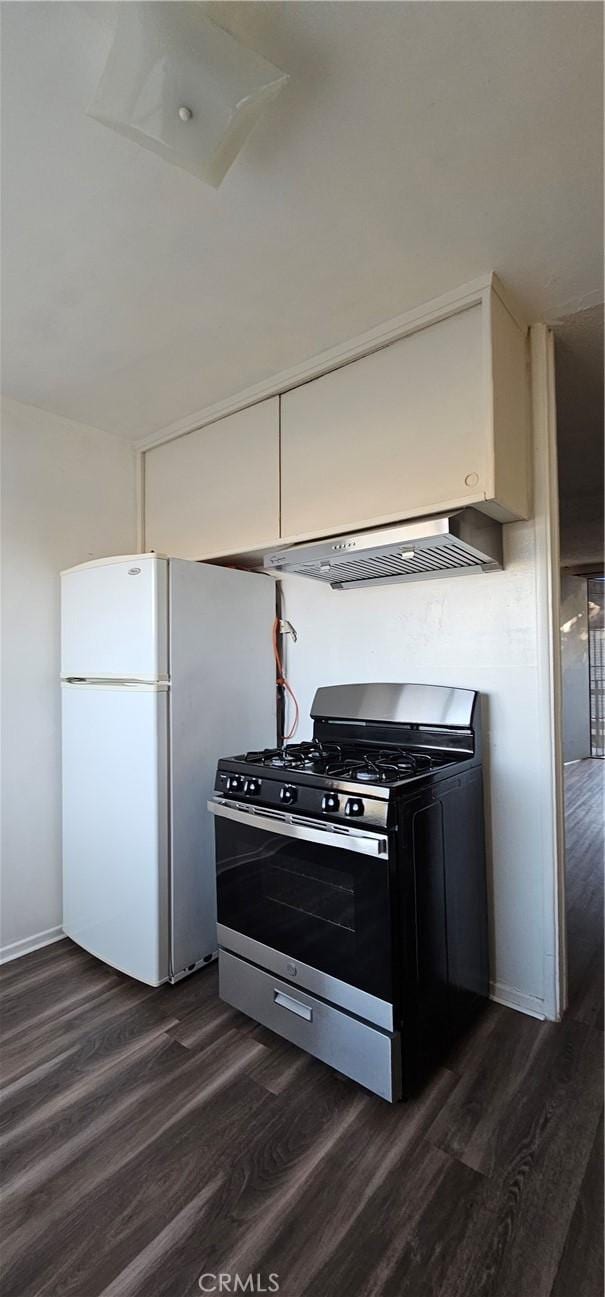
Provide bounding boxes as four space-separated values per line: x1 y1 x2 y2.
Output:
207 797 389 858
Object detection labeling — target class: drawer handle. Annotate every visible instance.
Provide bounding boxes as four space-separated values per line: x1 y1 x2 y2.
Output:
273 990 313 1022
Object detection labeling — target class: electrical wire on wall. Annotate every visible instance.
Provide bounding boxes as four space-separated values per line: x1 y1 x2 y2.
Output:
273 585 299 744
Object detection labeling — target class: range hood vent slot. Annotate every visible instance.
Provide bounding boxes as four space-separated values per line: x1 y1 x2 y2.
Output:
265 509 503 590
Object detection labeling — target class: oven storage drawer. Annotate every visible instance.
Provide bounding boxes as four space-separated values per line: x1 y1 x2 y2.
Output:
219 949 402 1102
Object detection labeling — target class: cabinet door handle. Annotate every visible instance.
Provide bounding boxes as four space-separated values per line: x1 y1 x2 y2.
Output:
273 990 313 1021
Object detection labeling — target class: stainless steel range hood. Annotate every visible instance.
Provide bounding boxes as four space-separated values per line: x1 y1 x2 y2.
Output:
264 508 503 590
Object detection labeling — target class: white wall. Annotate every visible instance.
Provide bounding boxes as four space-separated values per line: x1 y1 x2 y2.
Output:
560 574 591 762
276 383 560 1022
0 397 137 959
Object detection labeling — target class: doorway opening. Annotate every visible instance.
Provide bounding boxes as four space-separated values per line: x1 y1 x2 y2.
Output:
554 305 604 1027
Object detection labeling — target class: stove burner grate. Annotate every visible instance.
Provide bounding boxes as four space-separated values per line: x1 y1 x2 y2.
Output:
324 749 433 783
241 741 442 784
243 740 346 770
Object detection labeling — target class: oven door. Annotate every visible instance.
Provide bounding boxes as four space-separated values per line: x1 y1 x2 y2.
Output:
209 798 394 1021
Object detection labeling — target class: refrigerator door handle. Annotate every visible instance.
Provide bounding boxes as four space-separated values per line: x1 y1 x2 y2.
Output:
61 679 170 690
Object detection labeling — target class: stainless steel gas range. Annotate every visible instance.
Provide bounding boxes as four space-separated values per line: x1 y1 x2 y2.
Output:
208 683 489 1101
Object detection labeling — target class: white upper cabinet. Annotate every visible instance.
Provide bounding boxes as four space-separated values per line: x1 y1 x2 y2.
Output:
143 279 530 560
280 284 530 542
144 397 280 559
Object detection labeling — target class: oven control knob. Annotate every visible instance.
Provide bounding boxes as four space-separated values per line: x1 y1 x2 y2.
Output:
226 774 244 794
321 792 340 813
280 785 297 805
345 797 364 817
244 778 261 796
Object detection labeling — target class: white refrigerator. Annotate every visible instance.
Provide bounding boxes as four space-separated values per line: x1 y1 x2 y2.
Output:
61 554 276 986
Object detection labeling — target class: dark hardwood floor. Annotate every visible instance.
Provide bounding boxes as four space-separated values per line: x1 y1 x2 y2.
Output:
1 760 602 1297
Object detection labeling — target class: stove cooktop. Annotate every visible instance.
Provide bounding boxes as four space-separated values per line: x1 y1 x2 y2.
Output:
237 740 451 787
216 687 479 828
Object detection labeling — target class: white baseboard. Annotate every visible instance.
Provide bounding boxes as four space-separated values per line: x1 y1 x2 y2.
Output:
490 979 546 1021
0 926 65 965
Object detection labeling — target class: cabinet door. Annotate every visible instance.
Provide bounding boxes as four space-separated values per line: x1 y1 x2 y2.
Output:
145 398 279 559
280 306 487 541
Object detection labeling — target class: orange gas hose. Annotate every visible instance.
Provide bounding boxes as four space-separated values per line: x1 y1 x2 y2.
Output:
273 617 299 741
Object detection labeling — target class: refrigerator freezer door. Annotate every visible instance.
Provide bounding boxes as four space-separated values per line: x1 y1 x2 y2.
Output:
62 681 169 985
61 555 168 681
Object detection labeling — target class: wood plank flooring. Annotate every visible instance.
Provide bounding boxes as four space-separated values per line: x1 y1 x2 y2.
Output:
1 760 602 1297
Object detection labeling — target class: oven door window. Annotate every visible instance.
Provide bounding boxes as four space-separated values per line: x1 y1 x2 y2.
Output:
215 817 393 1001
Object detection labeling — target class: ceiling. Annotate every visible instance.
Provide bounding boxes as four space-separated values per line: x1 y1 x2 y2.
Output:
1 1 603 442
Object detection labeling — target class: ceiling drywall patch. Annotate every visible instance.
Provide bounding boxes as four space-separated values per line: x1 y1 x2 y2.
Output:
87 2 289 187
